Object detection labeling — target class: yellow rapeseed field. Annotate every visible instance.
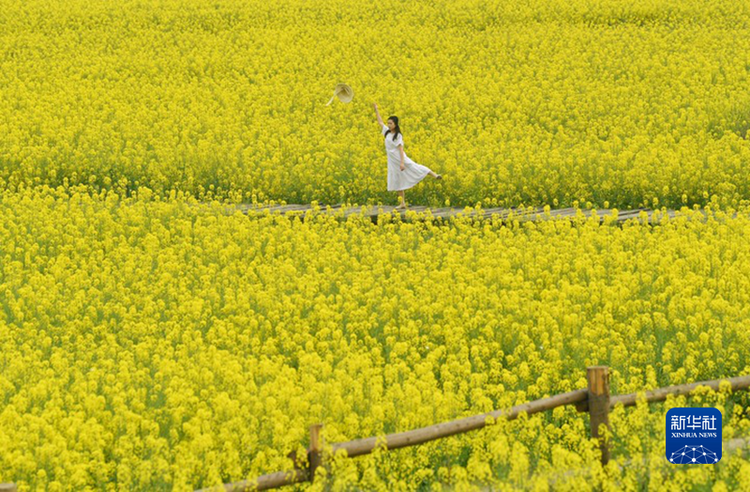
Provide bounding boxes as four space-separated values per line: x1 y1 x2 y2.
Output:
2 0 750 489
0 0 749 208
0 186 749 490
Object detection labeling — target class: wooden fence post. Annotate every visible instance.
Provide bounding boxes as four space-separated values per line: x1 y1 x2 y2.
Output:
587 366 610 466
309 423 324 482
0 484 17 492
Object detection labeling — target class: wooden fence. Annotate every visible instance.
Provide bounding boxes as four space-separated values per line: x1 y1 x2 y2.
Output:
2 368 749 492
195 367 750 492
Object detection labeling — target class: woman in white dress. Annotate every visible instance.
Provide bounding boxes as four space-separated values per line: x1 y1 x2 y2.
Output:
373 103 442 209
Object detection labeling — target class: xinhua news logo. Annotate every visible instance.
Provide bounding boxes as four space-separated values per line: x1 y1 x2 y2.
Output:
666 407 722 464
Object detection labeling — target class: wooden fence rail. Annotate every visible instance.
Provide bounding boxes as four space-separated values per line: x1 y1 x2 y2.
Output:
194 368 750 492
4 369 749 492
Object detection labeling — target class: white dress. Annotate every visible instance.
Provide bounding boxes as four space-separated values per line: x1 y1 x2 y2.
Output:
380 122 432 191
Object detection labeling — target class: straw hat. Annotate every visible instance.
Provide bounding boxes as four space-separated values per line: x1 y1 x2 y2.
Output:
326 83 354 105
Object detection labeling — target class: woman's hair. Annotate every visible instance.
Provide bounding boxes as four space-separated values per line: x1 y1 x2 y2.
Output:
386 116 401 141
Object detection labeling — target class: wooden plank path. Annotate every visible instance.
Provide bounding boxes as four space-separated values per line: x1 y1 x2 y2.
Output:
213 203 717 224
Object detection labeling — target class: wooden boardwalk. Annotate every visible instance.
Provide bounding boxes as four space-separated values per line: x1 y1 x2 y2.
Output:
224 203 715 224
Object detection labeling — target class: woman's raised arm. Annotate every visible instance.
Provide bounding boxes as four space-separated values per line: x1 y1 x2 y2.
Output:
373 102 384 126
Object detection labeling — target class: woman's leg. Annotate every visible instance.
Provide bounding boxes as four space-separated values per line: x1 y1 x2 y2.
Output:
397 190 406 207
